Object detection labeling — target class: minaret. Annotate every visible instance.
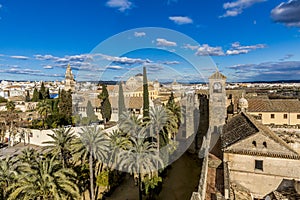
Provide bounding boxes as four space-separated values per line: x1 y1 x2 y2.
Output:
65 64 75 92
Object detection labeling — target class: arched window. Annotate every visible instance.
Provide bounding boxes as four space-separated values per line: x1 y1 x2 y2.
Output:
263 142 267 148
252 141 257 147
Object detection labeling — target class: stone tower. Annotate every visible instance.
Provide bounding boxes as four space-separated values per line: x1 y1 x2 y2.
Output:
65 64 75 92
208 70 227 152
238 94 248 113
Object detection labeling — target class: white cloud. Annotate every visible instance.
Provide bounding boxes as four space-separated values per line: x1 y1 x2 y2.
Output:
169 16 193 25
134 32 146 37
271 0 300 27
196 44 225 56
106 65 124 70
161 61 180 65
106 0 132 12
34 54 59 60
43 65 53 69
226 42 266 55
10 55 29 60
220 0 266 18
156 38 177 47
100 54 151 65
183 44 200 50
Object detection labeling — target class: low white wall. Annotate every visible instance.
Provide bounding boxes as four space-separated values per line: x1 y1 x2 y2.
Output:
10 124 118 146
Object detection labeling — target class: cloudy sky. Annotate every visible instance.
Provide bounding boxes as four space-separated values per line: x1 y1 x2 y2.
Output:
0 0 300 82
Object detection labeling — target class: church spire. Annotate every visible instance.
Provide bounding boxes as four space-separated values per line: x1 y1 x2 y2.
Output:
65 64 75 92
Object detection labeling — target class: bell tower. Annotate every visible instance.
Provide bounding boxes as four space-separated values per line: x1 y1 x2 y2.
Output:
65 64 75 92
207 70 227 151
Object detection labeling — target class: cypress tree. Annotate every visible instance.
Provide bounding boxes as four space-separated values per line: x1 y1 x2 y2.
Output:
86 100 97 122
166 92 175 108
143 66 149 120
58 89 72 124
99 84 111 123
25 90 31 102
40 82 47 100
118 81 126 120
46 88 50 99
32 88 39 102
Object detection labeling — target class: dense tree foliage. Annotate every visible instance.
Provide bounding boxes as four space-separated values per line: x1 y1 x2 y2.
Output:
143 67 149 121
118 82 126 120
99 84 111 123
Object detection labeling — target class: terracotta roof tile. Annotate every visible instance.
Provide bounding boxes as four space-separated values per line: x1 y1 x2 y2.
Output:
248 99 300 113
222 112 300 157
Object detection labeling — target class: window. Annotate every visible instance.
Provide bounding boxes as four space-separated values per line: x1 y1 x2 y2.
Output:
255 160 263 171
263 142 267 148
283 114 288 119
252 141 257 147
297 114 300 119
270 114 275 119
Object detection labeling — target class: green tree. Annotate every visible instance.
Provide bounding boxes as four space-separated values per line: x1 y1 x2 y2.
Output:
8 156 80 200
143 66 149 121
25 90 31 102
0 96 7 103
166 92 175 108
86 100 98 123
119 114 163 200
118 82 126 120
0 157 18 199
46 88 50 99
165 96 181 140
17 148 38 166
58 89 72 124
39 82 47 100
43 128 76 168
143 175 162 197
108 129 130 169
32 88 39 102
6 101 15 112
36 100 51 129
99 85 111 123
149 105 169 151
77 126 110 200
5 101 18 146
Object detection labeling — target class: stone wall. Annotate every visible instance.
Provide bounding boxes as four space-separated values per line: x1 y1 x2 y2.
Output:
224 153 300 198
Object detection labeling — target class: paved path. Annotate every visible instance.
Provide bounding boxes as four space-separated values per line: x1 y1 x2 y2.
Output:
105 152 202 200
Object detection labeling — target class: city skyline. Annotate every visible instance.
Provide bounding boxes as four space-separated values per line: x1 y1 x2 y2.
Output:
0 0 300 82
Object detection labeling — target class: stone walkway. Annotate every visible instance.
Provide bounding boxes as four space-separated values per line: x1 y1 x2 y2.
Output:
105 152 202 200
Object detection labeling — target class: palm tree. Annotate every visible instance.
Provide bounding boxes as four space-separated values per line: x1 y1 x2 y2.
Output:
5 101 18 146
119 116 163 200
36 100 51 129
17 148 38 165
166 102 181 132
77 126 110 200
0 157 18 199
8 156 80 200
107 129 131 169
149 105 169 150
43 127 76 168
0 122 6 145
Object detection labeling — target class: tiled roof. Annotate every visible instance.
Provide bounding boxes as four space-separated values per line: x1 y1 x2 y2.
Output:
222 112 300 158
248 98 300 113
110 96 143 109
222 112 258 148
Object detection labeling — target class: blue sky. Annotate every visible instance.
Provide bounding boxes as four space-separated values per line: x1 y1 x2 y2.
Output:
0 0 300 82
